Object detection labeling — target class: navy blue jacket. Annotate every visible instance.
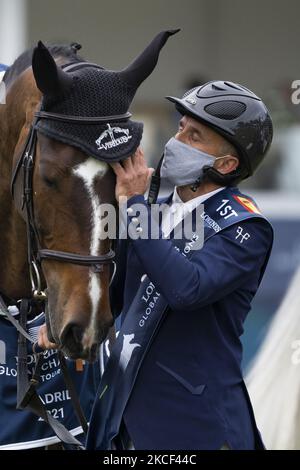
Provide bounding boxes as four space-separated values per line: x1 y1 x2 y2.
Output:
108 189 273 450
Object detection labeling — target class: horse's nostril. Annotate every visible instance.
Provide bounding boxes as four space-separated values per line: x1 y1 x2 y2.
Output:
72 325 84 343
60 323 84 351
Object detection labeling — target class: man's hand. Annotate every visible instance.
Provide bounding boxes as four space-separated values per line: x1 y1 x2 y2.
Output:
110 147 154 202
37 323 58 350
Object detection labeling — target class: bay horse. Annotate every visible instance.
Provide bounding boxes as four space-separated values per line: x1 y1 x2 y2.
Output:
0 30 178 361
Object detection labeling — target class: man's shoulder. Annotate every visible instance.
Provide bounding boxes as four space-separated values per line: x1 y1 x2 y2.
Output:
222 216 273 241
205 216 273 265
213 187 273 231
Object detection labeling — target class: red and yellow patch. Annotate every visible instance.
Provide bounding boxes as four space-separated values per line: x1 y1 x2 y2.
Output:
233 195 261 214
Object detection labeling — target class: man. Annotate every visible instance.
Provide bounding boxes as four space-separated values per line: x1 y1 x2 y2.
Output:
86 80 274 450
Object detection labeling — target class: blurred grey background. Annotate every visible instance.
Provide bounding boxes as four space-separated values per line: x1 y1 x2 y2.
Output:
1 0 300 189
0 0 300 366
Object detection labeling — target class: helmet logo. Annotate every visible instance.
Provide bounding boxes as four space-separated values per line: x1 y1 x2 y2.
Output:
185 96 196 105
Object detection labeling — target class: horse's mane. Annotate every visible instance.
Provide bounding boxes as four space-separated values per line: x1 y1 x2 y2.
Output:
3 42 84 85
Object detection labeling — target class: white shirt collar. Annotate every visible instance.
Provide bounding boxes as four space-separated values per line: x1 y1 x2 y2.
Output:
171 186 225 213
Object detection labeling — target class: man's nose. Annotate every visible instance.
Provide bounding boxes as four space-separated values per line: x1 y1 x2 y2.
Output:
174 130 188 144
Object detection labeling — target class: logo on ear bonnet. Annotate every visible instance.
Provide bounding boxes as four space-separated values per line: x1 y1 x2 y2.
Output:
95 123 132 151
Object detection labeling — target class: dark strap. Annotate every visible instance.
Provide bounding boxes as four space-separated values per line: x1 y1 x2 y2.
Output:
59 353 88 435
35 111 132 124
11 121 37 200
1 298 33 342
17 300 31 407
38 249 115 273
147 154 164 205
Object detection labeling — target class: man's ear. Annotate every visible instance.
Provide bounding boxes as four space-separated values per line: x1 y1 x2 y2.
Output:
215 155 239 175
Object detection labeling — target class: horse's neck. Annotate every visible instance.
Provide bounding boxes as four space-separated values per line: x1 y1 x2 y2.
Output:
0 75 39 300
0 140 31 299
0 198 31 299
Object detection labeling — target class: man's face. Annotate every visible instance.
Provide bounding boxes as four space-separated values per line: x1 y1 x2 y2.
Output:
175 115 239 175
175 115 227 156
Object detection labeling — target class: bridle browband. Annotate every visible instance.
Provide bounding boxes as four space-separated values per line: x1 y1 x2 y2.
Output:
11 65 124 299
35 110 131 124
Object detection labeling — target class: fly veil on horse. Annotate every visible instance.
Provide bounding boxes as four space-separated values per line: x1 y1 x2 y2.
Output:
0 29 179 447
0 29 178 360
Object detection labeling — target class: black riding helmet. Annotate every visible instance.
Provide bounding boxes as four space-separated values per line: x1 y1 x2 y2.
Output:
166 80 273 180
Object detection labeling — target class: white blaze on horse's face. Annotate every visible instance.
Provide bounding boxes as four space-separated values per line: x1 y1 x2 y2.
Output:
73 157 108 340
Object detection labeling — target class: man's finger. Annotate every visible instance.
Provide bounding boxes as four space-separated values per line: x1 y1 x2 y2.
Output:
134 147 147 170
110 161 125 175
148 168 155 180
37 324 58 350
122 157 134 171
134 147 144 162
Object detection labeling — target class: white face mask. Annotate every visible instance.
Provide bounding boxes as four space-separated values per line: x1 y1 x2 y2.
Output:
160 137 223 187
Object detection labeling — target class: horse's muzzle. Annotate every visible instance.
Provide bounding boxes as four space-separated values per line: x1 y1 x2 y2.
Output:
59 321 110 362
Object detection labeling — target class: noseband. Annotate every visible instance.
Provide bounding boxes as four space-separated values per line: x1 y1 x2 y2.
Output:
11 65 125 299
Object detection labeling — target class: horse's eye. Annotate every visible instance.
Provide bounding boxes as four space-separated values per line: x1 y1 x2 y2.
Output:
43 176 57 188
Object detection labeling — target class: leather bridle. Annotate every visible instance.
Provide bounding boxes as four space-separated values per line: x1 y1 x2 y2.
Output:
11 77 126 299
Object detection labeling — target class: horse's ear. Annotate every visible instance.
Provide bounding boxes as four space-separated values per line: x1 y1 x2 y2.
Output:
119 29 180 89
32 41 73 96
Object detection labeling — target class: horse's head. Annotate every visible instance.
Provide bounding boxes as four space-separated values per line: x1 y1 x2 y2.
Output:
10 30 179 361
34 138 117 361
